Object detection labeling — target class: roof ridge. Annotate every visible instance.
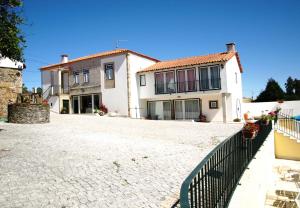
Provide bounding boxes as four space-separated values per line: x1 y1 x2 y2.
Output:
40 48 159 70
160 51 232 63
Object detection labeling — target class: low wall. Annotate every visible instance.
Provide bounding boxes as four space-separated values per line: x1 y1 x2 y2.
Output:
274 130 300 161
8 103 50 124
242 100 300 117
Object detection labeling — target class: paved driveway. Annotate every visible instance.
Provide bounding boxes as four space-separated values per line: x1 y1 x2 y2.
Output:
0 114 242 208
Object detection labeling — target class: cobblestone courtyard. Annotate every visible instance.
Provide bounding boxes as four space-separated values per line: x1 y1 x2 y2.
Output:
0 114 242 208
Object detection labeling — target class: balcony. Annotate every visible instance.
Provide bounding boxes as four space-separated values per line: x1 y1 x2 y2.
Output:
154 78 221 95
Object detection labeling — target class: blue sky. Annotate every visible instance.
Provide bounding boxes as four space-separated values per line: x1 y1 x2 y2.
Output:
22 0 300 98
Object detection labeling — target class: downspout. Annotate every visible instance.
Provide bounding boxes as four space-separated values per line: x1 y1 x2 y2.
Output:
126 54 131 117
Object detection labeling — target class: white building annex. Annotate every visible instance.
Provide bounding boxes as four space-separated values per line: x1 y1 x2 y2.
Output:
40 43 243 122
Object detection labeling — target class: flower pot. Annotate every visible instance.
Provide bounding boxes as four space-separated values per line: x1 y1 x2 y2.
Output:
243 130 257 139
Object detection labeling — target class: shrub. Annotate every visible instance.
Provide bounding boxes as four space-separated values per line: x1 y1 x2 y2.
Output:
233 118 241 122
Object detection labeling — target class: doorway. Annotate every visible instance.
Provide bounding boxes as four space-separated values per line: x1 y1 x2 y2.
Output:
73 96 79 114
174 99 200 120
62 100 69 114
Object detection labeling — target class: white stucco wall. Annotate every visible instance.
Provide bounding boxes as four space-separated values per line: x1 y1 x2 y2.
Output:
0 57 24 69
224 55 243 121
128 53 157 118
242 100 300 117
100 55 128 116
48 96 59 113
41 70 51 99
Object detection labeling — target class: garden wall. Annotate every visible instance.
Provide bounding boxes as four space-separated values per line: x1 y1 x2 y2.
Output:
8 104 50 124
242 100 300 117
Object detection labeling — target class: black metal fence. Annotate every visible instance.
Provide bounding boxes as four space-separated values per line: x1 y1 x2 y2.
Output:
275 112 300 141
179 121 272 208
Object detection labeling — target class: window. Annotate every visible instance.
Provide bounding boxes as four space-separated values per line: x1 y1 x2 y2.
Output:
209 100 218 109
73 71 79 84
154 71 176 94
155 72 164 94
83 69 89 83
199 67 209 90
235 72 238 84
104 63 114 80
140 74 146 86
210 66 220 89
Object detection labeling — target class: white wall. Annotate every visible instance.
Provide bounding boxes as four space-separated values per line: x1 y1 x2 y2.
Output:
41 70 51 99
242 100 300 117
48 96 59 113
100 55 128 116
128 53 157 118
0 57 24 69
224 55 243 120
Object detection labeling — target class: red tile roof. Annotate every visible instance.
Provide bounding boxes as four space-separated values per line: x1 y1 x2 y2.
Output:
138 51 243 73
40 49 159 70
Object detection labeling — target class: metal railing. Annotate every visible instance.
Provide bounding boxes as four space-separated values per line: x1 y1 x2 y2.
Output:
179 121 272 208
155 79 221 94
275 112 300 141
42 85 69 100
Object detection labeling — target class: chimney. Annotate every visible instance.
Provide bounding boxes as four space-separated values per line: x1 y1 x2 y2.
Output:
60 54 68 63
226 43 236 52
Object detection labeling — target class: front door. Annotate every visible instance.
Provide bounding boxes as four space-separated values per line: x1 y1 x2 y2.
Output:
62 100 69 114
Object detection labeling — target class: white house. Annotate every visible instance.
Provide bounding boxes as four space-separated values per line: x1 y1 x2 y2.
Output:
40 43 243 122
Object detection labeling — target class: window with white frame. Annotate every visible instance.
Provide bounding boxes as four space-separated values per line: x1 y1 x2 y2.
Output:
73 71 79 84
140 74 146 86
104 63 114 80
83 69 89 83
235 72 238 84
199 65 221 90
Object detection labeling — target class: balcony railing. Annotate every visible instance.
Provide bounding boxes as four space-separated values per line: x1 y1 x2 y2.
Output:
155 79 221 94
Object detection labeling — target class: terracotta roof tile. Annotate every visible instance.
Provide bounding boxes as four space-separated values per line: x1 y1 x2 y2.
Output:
40 49 159 70
138 51 243 73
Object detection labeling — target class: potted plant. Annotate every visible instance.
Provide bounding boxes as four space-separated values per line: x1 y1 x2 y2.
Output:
242 123 260 139
199 114 207 122
260 114 270 125
233 118 241 122
99 104 108 116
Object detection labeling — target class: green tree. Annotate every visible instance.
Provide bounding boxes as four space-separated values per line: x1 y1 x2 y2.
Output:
284 76 297 100
295 79 300 98
0 0 25 62
285 76 295 95
256 78 285 102
36 87 42 96
22 83 28 93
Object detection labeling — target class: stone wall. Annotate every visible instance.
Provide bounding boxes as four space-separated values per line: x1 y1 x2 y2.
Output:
0 67 23 118
8 104 50 124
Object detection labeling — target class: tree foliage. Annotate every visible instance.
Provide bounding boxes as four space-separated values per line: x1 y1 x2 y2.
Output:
0 0 25 62
22 83 28 93
255 78 285 102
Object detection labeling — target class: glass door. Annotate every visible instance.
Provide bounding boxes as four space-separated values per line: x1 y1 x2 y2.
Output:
163 101 172 120
175 100 184 120
185 99 200 120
